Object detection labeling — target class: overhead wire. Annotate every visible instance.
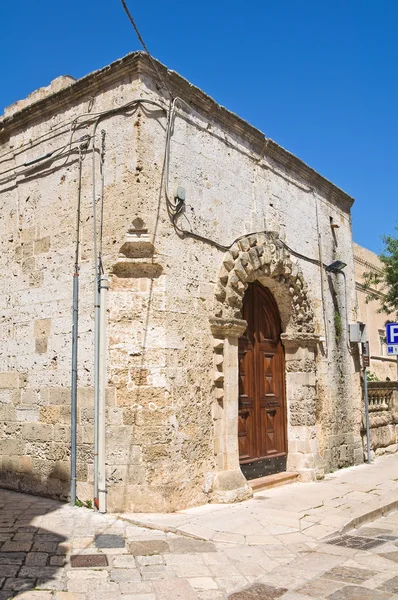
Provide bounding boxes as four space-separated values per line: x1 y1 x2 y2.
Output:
120 0 172 100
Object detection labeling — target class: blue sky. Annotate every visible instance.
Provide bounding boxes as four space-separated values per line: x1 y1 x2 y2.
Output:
1 0 396 253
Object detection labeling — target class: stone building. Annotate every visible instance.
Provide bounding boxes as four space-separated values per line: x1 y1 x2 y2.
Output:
354 242 397 381
0 52 365 512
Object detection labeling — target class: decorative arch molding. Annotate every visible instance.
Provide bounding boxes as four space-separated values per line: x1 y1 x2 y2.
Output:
208 231 322 504
214 231 315 336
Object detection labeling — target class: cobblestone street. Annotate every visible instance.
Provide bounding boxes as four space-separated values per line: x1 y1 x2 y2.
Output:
2 455 398 599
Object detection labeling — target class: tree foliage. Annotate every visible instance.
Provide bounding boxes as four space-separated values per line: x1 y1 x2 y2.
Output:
363 224 398 319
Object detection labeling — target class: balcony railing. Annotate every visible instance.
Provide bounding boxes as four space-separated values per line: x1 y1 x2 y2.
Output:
368 381 398 412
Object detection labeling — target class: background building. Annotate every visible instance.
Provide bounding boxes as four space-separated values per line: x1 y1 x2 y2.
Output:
354 242 397 381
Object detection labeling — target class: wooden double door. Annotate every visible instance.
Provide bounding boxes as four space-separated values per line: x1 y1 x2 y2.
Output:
238 282 287 480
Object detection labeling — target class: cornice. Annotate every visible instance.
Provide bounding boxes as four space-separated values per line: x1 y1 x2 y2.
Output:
354 254 383 275
355 281 385 299
0 52 355 211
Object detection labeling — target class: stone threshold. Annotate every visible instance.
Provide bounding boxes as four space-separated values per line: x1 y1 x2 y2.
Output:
249 471 299 492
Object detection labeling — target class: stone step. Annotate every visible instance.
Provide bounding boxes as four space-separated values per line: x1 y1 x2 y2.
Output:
249 471 299 492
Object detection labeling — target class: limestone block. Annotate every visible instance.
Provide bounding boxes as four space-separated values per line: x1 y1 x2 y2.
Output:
16 407 39 422
0 438 26 455
213 371 224 384
214 387 224 401
212 338 224 351
0 389 14 404
116 386 167 408
40 406 61 424
35 337 48 354
49 387 70 405
0 405 17 421
2 455 32 473
34 237 51 254
21 423 54 442
0 372 19 389
34 319 51 338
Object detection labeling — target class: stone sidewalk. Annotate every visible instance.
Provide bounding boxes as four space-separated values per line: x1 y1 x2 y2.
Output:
1 453 398 599
122 453 398 546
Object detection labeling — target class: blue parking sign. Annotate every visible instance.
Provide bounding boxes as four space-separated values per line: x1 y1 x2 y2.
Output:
386 323 398 345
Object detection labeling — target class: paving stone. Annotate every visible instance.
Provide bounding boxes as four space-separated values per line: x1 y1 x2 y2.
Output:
228 583 288 599
152 578 198 599
57 542 72 555
66 569 108 580
3 577 36 591
95 534 125 548
128 540 169 556
140 565 176 581
13 532 34 542
55 594 90 600
321 566 376 584
0 551 26 565
172 563 212 578
112 554 137 568
196 592 224 600
31 541 58 553
19 565 60 579
379 575 398 594
188 577 219 590
327 585 394 599
169 538 217 553
380 551 398 563
296 577 344 598
118 595 156 600
136 554 164 566
165 553 206 566
50 555 67 566
1 540 32 552
25 551 49 566
0 565 19 577
110 568 141 583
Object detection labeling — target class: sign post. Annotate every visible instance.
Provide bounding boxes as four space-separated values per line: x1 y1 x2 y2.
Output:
361 341 371 463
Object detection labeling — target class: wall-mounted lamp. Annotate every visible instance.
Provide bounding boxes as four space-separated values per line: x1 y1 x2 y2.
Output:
325 260 347 273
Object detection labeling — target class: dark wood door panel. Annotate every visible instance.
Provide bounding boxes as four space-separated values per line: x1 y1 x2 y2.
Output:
238 282 287 473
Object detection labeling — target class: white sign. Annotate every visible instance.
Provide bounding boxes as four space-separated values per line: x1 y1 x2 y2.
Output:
386 323 398 345
387 345 398 356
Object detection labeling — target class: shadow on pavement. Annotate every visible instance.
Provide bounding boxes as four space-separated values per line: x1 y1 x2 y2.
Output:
0 471 68 599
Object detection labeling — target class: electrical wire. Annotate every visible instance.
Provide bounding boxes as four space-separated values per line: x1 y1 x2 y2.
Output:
0 99 166 186
120 0 172 100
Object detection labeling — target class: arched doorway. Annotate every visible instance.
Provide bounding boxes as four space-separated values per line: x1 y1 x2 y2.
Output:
238 282 287 480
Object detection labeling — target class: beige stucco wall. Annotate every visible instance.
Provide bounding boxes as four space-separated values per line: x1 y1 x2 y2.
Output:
354 242 397 381
0 53 363 512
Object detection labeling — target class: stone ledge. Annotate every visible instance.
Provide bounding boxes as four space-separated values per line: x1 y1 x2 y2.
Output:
209 318 247 339
281 333 321 349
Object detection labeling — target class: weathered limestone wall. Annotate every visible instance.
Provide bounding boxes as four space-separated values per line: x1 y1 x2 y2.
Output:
0 53 363 512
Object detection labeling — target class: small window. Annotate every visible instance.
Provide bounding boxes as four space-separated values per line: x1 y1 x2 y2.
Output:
379 330 386 356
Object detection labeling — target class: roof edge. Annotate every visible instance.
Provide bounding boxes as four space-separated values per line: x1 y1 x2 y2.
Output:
0 51 354 210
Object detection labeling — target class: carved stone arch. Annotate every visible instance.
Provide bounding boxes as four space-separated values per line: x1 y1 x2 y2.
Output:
208 232 322 505
214 231 315 335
